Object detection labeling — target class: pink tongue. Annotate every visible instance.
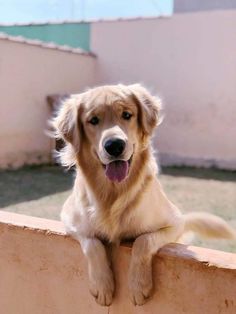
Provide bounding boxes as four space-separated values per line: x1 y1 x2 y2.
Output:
105 160 129 182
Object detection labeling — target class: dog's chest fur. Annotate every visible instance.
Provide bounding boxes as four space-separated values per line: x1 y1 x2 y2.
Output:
62 150 181 243
74 177 179 243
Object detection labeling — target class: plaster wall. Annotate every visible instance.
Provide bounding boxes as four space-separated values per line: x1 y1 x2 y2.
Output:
91 11 236 169
0 39 96 168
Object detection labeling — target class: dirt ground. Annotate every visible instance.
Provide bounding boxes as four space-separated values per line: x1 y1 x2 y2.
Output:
1 165 236 252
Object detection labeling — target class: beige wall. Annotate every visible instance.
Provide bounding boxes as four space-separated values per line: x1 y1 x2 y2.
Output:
0 210 236 314
91 11 236 169
0 39 96 168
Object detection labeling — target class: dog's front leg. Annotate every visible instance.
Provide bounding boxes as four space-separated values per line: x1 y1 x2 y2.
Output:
128 225 183 305
77 236 115 306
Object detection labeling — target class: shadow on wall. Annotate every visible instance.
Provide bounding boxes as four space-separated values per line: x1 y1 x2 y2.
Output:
161 166 236 183
0 165 73 208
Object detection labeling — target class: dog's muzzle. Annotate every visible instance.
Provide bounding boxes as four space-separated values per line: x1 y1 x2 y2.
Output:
102 138 132 183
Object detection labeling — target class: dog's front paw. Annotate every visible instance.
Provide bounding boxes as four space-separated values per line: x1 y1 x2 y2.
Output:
129 261 153 306
89 268 115 306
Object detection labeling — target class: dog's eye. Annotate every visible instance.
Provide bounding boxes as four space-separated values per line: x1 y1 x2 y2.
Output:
122 111 132 120
89 116 99 125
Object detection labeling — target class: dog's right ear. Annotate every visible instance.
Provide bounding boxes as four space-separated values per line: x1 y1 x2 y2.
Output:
52 95 81 146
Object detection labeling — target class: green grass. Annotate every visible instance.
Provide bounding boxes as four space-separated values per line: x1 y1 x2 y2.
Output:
1 165 236 252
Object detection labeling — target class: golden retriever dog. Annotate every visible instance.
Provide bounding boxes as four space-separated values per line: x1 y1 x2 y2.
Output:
51 84 235 306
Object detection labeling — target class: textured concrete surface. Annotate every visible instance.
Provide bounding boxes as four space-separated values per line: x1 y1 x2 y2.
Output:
0 210 236 314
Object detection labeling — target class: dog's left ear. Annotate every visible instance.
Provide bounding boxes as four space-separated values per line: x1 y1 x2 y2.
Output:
129 84 162 136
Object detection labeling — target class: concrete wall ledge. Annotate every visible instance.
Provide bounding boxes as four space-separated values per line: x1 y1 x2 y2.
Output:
0 210 236 314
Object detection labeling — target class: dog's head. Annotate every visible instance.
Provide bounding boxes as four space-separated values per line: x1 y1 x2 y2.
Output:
52 84 161 183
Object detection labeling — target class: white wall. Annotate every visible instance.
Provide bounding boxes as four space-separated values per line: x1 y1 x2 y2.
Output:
0 39 96 168
91 11 236 169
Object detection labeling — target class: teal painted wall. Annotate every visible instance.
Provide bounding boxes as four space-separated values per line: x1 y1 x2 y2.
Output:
0 23 90 51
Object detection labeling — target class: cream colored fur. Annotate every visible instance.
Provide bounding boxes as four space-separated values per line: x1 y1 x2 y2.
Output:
52 84 235 306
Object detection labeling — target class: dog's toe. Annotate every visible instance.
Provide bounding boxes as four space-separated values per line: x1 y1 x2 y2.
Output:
129 261 153 306
130 283 152 306
89 272 114 306
131 290 150 306
95 288 113 306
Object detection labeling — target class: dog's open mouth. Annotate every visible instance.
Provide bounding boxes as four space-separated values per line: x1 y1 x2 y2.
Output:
104 157 132 183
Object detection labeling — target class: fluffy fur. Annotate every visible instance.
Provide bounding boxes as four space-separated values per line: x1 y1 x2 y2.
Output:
51 84 235 306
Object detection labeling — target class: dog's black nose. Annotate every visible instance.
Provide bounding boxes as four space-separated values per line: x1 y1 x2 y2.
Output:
104 138 126 157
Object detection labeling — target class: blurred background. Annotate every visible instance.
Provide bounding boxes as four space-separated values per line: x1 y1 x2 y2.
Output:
0 0 235 252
